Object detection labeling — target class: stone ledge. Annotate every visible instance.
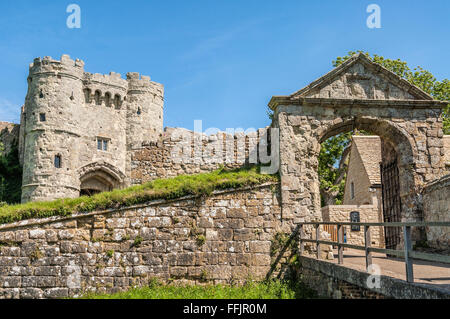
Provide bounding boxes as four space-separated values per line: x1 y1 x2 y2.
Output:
422 174 450 193
269 97 448 109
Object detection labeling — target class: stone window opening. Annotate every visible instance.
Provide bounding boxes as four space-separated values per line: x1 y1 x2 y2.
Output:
39 90 44 98
84 88 92 104
350 182 355 199
54 155 62 169
105 92 112 107
137 107 141 115
114 94 121 109
97 138 110 151
39 113 46 122
94 90 102 105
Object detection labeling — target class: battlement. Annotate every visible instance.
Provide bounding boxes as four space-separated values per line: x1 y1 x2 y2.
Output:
127 72 164 94
29 54 85 76
84 71 128 90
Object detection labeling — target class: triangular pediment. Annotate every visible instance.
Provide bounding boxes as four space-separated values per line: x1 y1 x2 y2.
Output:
291 53 433 101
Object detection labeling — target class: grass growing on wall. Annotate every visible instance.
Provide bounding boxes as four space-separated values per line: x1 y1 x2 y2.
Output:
0 166 278 225
78 279 316 299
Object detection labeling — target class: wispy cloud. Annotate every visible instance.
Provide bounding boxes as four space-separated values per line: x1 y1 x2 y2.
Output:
0 98 21 124
178 18 267 62
179 31 237 61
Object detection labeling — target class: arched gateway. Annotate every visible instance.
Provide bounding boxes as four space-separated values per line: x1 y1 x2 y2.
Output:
268 53 448 243
78 161 126 196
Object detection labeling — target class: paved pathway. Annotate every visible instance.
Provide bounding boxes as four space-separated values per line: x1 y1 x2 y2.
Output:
327 248 450 291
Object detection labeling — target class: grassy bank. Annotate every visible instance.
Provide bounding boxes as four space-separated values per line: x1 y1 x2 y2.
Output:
0 166 278 225
79 279 317 299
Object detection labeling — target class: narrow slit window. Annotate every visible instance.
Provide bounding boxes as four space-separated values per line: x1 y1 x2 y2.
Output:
54 155 61 168
39 113 46 122
350 182 355 199
97 138 109 151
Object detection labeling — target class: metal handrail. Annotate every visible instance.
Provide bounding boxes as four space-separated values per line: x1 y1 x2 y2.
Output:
297 221 450 283
299 221 450 227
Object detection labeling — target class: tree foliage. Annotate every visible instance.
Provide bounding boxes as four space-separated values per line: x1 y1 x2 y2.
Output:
318 132 351 206
319 51 449 206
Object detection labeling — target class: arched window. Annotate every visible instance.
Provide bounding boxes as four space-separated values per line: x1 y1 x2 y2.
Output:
83 88 91 103
114 95 121 109
104 92 111 107
94 90 102 105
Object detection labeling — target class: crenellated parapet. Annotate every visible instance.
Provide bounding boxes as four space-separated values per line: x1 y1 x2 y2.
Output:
28 54 85 80
127 72 164 97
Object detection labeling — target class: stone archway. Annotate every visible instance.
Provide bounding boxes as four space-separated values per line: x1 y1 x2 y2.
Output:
78 161 125 196
268 54 447 244
318 116 416 215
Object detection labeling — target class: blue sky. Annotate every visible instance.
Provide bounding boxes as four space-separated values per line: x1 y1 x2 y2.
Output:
0 0 448 130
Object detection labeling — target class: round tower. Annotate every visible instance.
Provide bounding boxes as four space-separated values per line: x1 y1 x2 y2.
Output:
21 54 85 202
125 72 164 150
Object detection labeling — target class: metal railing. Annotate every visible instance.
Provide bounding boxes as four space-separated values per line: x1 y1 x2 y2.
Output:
298 221 450 283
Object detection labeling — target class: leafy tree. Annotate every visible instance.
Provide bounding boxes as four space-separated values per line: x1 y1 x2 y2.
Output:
318 132 351 206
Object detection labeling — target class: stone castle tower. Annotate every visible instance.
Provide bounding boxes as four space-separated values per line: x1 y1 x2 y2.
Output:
18 55 164 203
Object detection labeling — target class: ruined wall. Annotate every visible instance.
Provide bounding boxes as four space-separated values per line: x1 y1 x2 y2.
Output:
422 174 450 250
131 127 271 185
321 205 384 247
0 184 284 299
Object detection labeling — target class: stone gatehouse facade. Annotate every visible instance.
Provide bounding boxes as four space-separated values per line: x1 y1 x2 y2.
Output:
18 55 164 202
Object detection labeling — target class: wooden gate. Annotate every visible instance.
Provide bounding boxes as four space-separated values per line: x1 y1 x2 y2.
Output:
380 159 402 250
323 224 338 244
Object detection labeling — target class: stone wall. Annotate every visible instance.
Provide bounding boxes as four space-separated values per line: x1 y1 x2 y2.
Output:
321 205 384 247
444 135 450 171
294 255 449 299
422 174 450 250
130 127 271 185
0 183 285 299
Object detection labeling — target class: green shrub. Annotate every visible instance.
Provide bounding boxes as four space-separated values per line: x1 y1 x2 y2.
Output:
77 279 314 299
